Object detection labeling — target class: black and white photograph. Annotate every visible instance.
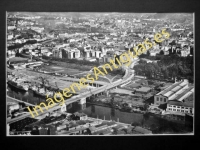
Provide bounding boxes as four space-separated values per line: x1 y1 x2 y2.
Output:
6 12 194 136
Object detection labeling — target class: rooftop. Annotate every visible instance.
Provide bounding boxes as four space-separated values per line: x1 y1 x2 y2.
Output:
168 100 193 108
174 86 194 101
127 83 141 88
156 80 188 96
8 57 28 63
74 112 87 117
135 87 151 92
156 80 194 102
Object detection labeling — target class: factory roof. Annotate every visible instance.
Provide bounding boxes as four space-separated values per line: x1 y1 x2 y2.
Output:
173 86 194 101
167 100 193 108
156 80 194 102
156 80 188 96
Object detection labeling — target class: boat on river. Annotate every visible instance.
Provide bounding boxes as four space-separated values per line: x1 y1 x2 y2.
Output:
7 80 29 91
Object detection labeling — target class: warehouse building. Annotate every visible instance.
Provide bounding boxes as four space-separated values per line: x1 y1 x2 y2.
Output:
154 79 194 115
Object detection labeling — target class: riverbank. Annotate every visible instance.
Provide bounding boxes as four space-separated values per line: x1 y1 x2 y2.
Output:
86 101 191 126
7 85 193 134
86 101 146 114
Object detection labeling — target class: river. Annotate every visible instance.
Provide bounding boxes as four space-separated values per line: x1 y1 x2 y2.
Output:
7 84 193 134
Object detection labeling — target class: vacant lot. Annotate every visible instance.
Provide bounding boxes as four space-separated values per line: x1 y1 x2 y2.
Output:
50 61 92 71
39 64 83 75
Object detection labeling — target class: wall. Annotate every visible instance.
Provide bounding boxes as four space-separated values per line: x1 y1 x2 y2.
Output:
154 95 168 105
166 104 193 114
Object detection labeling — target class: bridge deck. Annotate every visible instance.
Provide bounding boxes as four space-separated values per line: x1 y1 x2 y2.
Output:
7 69 134 124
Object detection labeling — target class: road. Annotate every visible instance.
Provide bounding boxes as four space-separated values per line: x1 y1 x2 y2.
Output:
7 51 138 124
7 68 134 124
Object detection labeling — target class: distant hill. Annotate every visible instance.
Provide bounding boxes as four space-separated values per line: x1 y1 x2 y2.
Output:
8 12 193 24
143 13 193 24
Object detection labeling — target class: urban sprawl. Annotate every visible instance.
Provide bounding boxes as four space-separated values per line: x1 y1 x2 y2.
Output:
6 12 194 135
27 29 170 118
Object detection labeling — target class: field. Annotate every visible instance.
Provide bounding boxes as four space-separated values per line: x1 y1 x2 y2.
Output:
39 64 83 75
50 61 92 72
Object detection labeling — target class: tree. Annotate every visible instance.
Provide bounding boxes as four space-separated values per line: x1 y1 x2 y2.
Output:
131 122 140 126
110 97 114 106
163 69 169 79
112 128 118 135
139 53 146 58
147 50 150 56
134 54 193 82
150 124 157 131
160 50 164 55
121 128 128 134
18 102 26 108
70 43 75 47
111 108 115 117
143 104 149 111
143 112 150 120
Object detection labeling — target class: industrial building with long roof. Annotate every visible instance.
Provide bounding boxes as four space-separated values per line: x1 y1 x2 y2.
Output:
154 79 194 115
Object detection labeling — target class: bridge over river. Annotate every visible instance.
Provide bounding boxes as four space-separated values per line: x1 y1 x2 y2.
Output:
7 68 134 124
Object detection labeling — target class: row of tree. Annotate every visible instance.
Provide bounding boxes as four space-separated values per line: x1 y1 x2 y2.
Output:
134 55 193 83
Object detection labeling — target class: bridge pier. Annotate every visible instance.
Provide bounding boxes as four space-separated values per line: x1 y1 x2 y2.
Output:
60 103 67 112
106 91 110 97
67 103 72 109
80 103 86 110
79 98 86 104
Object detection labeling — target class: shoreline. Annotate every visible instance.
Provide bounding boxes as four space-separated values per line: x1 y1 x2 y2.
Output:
86 101 146 114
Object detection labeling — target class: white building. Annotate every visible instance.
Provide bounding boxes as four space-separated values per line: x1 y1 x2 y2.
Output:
67 51 73 59
7 102 20 112
91 51 96 57
52 49 62 58
74 50 80 58
166 100 193 115
181 48 190 57
31 27 44 33
95 51 101 58
8 26 16 30
42 52 53 57
8 34 14 40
